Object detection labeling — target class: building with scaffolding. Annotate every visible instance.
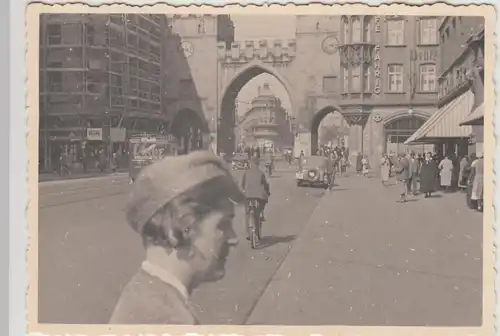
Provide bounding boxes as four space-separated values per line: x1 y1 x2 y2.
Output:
39 13 168 171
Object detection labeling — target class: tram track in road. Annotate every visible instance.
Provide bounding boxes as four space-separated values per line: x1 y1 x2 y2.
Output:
39 179 130 197
39 182 131 209
39 190 130 209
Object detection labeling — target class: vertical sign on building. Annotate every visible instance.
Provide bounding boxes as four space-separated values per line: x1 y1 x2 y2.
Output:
373 17 382 95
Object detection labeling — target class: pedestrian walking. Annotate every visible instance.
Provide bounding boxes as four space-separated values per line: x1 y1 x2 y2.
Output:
458 155 469 189
109 151 245 324
419 152 438 198
408 152 420 195
465 153 477 209
438 155 454 192
380 154 391 185
394 153 410 203
355 152 363 175
326 154 337 191
361 155 369 178
470 152 484 212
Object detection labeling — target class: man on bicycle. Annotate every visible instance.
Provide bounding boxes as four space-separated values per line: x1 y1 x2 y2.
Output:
241 156 271 226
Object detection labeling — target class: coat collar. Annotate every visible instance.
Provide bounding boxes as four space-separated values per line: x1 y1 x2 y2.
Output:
141 260 189 300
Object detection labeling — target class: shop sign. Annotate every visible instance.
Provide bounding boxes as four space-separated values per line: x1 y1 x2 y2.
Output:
375 17 381 33
86 128 103 141
373 45 381 94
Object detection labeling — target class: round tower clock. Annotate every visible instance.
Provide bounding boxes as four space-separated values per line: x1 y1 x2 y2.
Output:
321 36 339 55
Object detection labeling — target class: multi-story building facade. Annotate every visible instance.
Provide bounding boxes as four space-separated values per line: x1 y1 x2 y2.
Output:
235 83 294 152
39 14 168 171
337 15 440 160
405 16 484 157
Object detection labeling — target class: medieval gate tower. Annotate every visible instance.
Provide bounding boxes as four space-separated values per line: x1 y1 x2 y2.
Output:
168 15 380 158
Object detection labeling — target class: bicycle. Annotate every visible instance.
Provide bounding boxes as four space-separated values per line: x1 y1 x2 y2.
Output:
246 198 262 249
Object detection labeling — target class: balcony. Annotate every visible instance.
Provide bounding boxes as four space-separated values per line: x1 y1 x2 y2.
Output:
339 42 375 67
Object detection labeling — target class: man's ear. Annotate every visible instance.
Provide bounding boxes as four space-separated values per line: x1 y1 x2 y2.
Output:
166 227 183 248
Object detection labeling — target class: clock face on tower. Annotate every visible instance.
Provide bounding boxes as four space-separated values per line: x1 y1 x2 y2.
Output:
179 41 194 58
321 36 339 55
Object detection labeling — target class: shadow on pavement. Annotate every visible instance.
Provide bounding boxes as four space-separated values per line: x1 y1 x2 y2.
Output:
257 235 297 249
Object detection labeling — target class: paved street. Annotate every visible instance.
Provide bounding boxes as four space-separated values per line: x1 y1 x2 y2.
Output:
38 163 325 324
38 167 483 326
247 176 483 326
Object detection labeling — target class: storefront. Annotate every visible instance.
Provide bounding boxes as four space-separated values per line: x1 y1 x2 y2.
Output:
404 89 474 157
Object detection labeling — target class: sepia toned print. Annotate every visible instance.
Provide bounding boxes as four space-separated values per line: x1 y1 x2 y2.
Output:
26 3 495 336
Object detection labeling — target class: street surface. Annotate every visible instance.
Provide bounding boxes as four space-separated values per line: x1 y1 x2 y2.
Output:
38 165 483 326
38 162 325 324
248 176 483 326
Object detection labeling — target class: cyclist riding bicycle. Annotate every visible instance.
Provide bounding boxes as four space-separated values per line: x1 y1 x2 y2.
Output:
241 156 271 226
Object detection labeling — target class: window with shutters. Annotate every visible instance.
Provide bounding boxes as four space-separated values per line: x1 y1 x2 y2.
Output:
419 64 436 92
386 19 404 46
387 64 404 92
419 18 438 45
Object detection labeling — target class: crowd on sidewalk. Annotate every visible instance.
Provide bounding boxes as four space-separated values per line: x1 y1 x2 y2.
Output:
375 151 484 212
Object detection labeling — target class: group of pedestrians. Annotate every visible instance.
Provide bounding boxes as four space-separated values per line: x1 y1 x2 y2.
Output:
381 151 484 210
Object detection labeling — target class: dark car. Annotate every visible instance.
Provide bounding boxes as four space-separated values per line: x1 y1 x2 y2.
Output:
296 155 329 188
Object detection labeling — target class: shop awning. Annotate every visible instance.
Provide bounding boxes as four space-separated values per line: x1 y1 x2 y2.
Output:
404 90 474 144
459 102 484 126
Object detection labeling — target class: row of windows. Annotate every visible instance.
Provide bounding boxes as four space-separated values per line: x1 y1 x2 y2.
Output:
342 17 438 46
321 63 436 93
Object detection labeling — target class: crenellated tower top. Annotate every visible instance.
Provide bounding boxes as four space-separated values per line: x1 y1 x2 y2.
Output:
217 39 297 65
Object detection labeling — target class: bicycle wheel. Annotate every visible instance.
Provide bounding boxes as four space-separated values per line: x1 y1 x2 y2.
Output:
249 210 258 249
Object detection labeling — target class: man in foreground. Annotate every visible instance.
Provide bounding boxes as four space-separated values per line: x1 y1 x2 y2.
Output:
109 151 245 324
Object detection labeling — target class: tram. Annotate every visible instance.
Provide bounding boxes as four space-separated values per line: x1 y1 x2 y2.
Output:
128 133 178 182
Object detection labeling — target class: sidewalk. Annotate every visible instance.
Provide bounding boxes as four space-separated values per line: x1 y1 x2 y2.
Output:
39 168 128 182
247 175 483 326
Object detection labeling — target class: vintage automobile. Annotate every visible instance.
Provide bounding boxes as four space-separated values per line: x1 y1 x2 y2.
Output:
296 155 330 188
231 152 250 171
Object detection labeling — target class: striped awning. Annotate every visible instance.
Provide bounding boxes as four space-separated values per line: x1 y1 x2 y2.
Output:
404 90 474 144
459 102 484 126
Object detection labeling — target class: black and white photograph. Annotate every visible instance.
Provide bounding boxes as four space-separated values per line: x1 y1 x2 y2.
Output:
28 3 494 334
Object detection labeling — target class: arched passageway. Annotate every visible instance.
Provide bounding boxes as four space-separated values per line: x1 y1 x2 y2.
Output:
384 114 432 155
171 108 206 155
218 65 293 156
310 106 348 155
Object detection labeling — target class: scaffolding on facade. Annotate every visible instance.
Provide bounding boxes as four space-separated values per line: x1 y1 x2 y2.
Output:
40 13 166 171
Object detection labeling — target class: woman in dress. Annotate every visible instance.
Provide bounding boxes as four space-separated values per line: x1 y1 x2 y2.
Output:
438 155 454 191
419 152 438 198
380 154 391 185
458 155 469 189
471 152 484 212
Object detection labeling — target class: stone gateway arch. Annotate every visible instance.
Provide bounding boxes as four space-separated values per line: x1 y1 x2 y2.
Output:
169 15 437 163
